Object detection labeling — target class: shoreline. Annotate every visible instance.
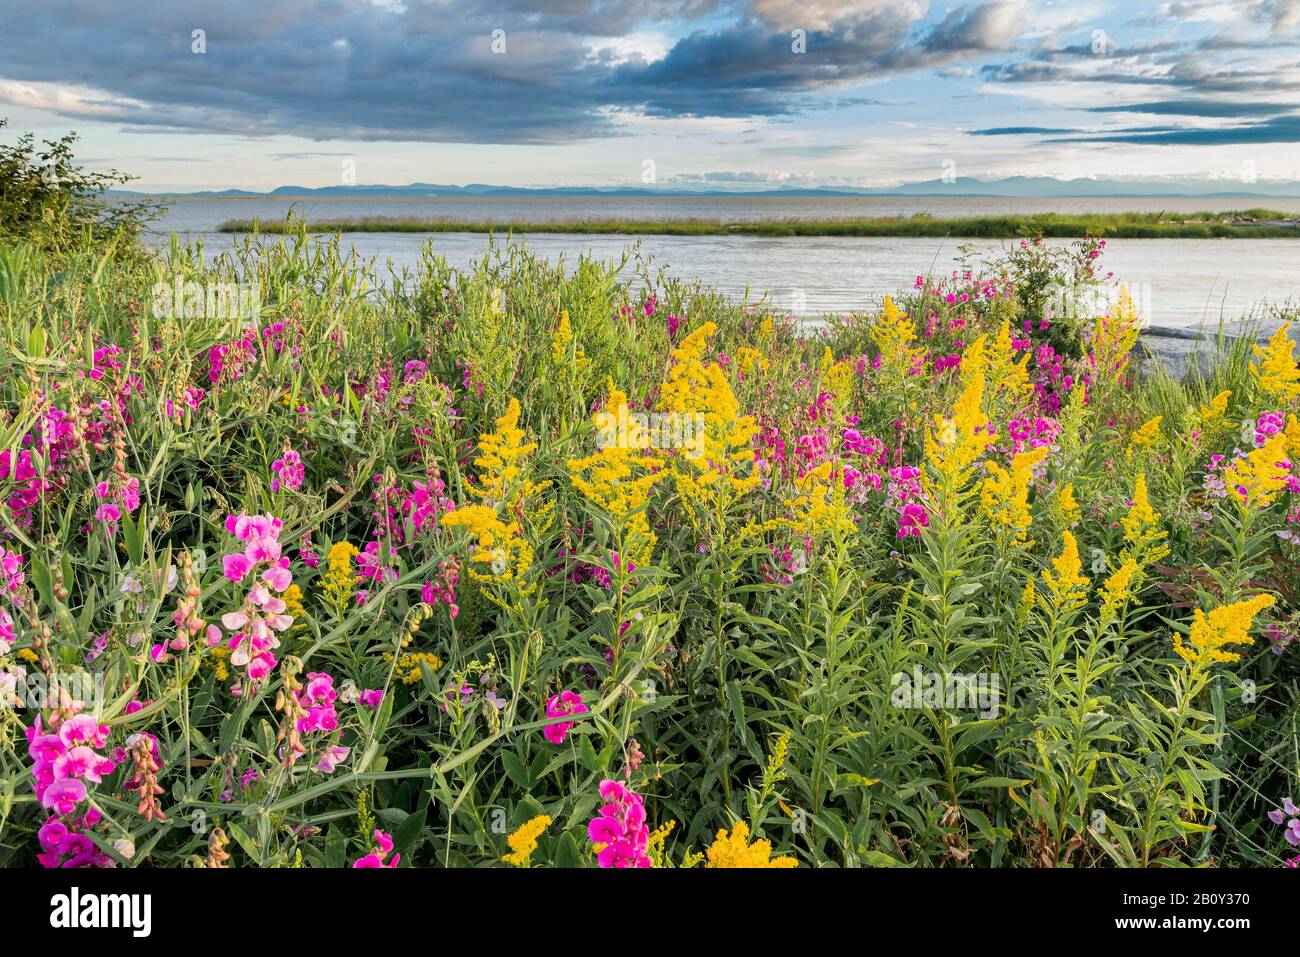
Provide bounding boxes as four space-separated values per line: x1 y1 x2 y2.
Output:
215 211 1300 239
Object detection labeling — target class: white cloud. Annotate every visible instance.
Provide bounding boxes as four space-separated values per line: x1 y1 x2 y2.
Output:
585 32 672 65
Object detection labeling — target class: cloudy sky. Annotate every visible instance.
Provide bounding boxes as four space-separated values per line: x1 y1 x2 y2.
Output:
1 0 1298 191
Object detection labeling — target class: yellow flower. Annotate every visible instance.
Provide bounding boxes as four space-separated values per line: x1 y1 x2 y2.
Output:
569 383 667 568
925 335 989 489
870 296 923 375
1221 432 1292 508
549 310 591 376
1058 483 1080 526
1173 594 1275 666
820 351 855 426
206 644 231 681
550 310 572 362
282 583 307 635
1100 556 1137 624
1197 390 1231 425
648 820 676 849
1091 286 1141 385
980 446 1048 544
989 319 1033 405
502 815 551 867
1250 322 1300 402
442 398 551 584
1016 574 1036 627
735 346 769 378
704 821 798 869
657 323 761 534
385 650 443 685
321 541 359 611
1128 415 1163 454
764 730 791 785
1286 414 1300 459
1042 531 1090 605
467 398 545 509
1121 473 1170 564
785 460 855 540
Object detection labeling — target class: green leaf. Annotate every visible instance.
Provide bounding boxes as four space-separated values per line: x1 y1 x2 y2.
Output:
393 804 428 859
324 824 348 868
553 831 582 868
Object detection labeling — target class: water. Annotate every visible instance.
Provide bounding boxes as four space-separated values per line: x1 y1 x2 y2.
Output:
143 196 1300 328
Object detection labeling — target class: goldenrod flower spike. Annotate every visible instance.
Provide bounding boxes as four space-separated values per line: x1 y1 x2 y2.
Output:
502 815 551 867
704 821 798 869
1222 432 1291 508
1250 322 1300 401
1173 594 1275 667
1042 531 1090 605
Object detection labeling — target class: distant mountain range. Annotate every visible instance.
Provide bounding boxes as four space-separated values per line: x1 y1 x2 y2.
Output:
109 175 1300 200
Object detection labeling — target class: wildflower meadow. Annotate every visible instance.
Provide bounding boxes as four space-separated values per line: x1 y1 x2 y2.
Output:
1 137 1298 872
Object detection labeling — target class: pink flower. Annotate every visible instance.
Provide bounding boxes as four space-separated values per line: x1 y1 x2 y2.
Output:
223 554 253 582
58 715 108 749
316 744 350 774
270 448 305 492
41 779 87 815
353 829 400 868
219 513 293 684
543 689 588 745
0 548 24 594
587 778 653 868
262 561 292 593
53 746 114 784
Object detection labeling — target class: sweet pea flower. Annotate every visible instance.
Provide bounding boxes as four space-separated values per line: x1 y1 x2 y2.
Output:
543 690 588 745
316 744 351 774
353 829 400 868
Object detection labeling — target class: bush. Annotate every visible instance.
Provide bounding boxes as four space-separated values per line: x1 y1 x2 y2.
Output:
0 118 159 255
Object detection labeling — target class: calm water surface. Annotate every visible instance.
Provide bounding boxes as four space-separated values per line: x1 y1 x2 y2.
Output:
144 196 1300 328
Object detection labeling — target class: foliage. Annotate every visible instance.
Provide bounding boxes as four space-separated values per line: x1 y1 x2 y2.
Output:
0 221 1297 869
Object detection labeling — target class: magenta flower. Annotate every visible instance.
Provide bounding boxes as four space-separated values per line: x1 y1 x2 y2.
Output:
587 778 653 868
223 553 252 582
0 548 24 594
1268 797 1300 848
218 513 294 684
270 448 305 492
543 690 588 745
41 779 87 815
353 829 400 868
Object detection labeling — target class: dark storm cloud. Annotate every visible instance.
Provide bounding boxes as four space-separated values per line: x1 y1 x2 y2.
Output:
0 0 1028 144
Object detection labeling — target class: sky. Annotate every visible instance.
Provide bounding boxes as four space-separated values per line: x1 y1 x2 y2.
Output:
0 0 1298 191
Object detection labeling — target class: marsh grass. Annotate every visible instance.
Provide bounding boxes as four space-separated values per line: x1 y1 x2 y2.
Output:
216 210 1300 240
